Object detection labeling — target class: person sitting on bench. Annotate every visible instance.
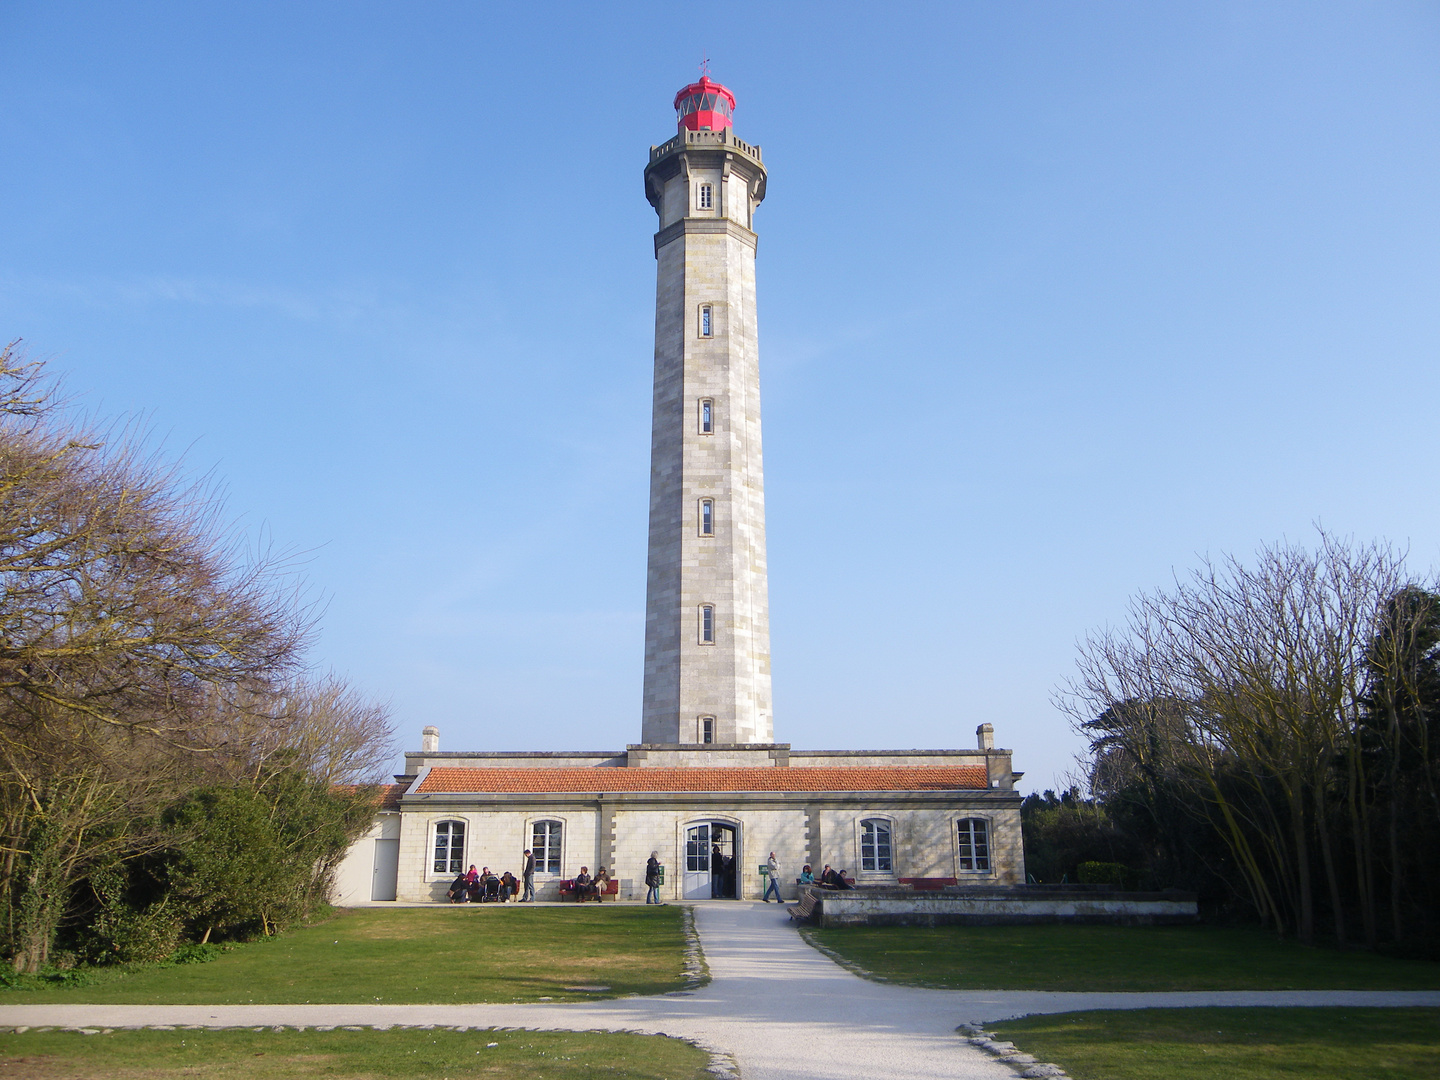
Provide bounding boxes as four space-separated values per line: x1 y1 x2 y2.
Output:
447 872 470 902
592 866 610 901
499 870 519 901
574 866 592 900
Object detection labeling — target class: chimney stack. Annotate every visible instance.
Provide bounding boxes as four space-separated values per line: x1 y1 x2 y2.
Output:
421 726 440 754
976 723 994 751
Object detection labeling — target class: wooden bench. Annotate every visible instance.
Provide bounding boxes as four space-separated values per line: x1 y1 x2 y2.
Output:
788 888 819 922
558 878 620 902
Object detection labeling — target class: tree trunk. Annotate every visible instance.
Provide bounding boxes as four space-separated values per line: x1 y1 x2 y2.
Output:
1207 776 1285 935
10 824 69 974
1289 781 1314 944
1313 779 1345 944
1346 743 1378 949
1387 773 1403 943
1386 702 1405 943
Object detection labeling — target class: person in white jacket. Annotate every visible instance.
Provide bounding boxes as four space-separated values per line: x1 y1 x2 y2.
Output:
762 851 782 903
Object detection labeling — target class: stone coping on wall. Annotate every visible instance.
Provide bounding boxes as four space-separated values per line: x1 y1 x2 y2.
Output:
807 884 1200 927
404 745 1009 770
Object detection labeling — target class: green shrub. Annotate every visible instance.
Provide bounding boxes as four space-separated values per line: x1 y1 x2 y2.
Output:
166 942 221 965
162 774 375 942
85 901 183 965
1078 861 1135 888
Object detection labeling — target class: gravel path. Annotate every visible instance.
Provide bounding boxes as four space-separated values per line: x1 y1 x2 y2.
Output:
3 902 1438 1080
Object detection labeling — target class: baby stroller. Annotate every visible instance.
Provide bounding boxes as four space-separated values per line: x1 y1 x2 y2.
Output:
480 874 503 902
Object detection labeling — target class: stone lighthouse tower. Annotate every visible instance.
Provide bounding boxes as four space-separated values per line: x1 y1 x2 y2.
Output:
641 76 773 746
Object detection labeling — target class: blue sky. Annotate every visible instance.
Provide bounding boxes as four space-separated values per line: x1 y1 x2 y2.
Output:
3 3 1438 791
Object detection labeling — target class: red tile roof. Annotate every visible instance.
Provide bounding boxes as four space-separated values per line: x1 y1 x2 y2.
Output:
414 765 988 795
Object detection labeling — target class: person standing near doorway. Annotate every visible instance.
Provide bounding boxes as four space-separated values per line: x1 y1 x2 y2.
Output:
711 843 724 898
645 851 662 905
762 851 782 903
521 848 535 902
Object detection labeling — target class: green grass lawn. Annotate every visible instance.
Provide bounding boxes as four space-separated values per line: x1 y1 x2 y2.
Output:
0 1025 713 1080
990 1007 1440 1080
802 923 1440 991
0 906 692 1005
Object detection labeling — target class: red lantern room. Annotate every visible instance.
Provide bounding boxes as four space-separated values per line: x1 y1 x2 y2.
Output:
673 76 735 133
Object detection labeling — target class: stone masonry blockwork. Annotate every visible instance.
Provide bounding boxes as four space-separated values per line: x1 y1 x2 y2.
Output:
642 134 772 745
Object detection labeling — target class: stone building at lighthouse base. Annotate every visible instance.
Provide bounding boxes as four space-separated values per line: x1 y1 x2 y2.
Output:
331 727 1024 905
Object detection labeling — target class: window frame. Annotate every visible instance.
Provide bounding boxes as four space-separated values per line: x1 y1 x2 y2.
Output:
697 182 714 211
700 716 715 744
685 821 711 872
430 819 467 878
858 817 894 875
955 817 993 875
700 305 713 338
529 818 565 876
699 398 714 434
699 498 714 537
699 604 715 645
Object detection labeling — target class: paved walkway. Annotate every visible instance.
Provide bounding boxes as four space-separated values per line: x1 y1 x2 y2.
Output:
3 902 1439 1080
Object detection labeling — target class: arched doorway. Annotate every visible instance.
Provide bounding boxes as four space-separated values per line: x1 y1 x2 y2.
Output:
682 820 739 899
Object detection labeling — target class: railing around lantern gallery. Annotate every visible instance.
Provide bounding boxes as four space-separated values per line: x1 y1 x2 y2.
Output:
649 129 763 164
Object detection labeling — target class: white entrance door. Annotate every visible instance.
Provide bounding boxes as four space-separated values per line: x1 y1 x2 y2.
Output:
683 823 711 899
371 838 399 901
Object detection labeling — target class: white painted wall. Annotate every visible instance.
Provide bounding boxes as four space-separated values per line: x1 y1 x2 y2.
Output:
330 813 401 905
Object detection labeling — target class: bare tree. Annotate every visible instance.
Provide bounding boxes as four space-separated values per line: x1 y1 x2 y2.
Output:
205 674 396 787
0 343 390 970
1060 532 1425 944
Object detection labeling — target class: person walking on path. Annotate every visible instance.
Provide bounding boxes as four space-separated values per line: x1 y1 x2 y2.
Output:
762 852 782 903
521 848 535 902
645 851 662 904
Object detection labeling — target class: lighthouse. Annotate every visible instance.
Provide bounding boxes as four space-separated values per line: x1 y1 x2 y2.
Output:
336 74 1030 910
640 75 773 746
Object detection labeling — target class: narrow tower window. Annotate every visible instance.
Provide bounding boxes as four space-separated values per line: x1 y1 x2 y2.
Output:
699 605 715 644
700 305 713 337
700 499 714 536
698 182 713 210
700 398 714 433
701 717 715 744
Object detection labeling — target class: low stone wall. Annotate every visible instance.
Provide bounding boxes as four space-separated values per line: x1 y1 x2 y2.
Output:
809 884 1198 927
